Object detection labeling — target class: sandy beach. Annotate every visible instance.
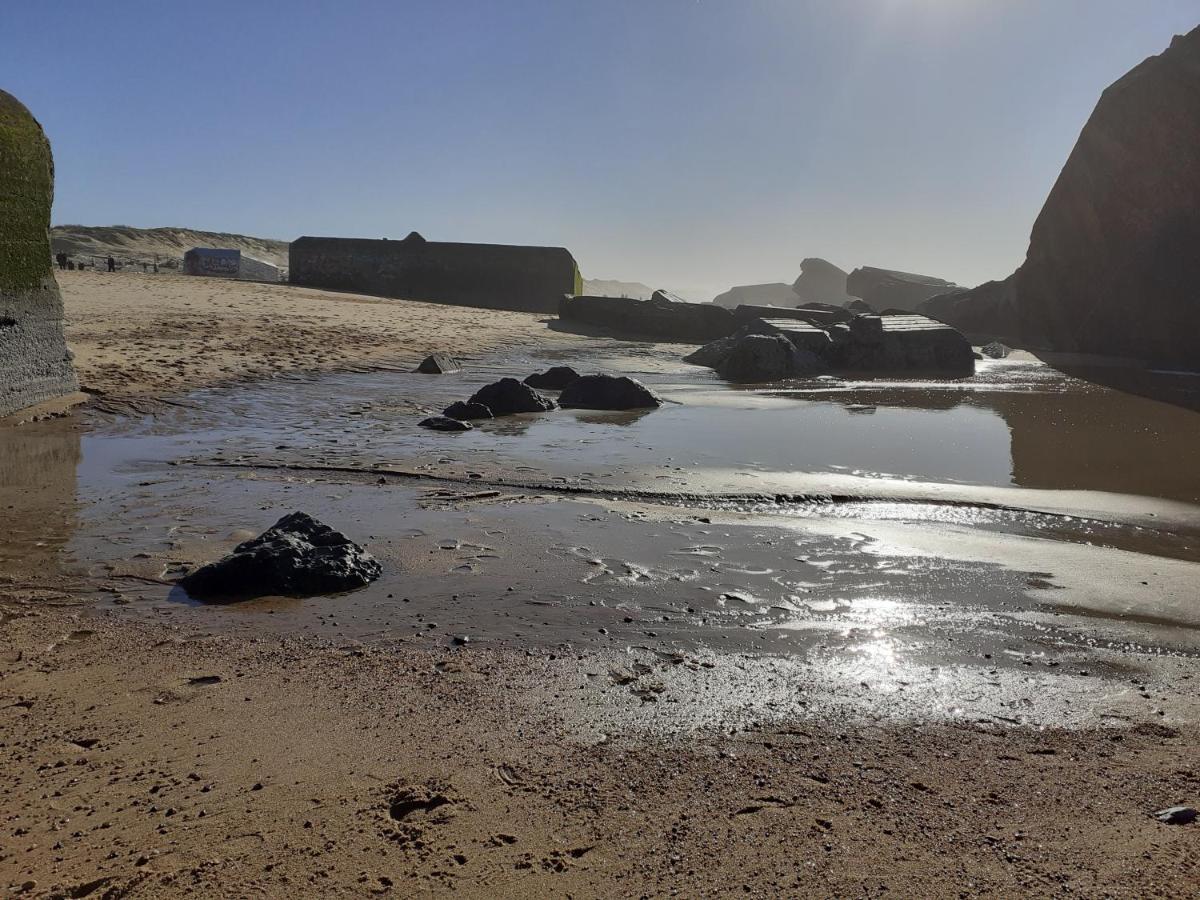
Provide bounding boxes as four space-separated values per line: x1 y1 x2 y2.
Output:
2 271 1198 896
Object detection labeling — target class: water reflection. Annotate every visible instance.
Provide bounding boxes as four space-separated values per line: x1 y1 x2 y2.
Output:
0 418 81 573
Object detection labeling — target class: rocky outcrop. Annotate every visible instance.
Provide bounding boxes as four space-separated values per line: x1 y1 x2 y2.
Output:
467 378 556 416
559 294 735 342
178 512 381 601
524 366 580 390
846 266 956 312
558 375 663 410
733 303 852 327
711 282 798 309
0 90 78 418
792 258 853 306
924 26 1200 366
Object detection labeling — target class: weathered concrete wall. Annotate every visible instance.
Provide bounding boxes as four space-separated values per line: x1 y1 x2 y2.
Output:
0 90 78 418
183 247 240 277
289 234 582 314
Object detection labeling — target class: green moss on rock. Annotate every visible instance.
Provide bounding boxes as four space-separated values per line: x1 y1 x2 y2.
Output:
0 89 54 292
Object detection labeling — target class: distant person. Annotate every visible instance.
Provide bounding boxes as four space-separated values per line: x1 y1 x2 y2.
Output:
55 252 67 269
106 255 115 272
67 261 75 270
142 262 148 273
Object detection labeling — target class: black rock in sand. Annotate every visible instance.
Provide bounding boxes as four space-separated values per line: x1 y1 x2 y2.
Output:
420 415 473 431
559 374 663 410
443 400 493 420
415 353 462 374
178 512 382 601
524 366 581 390
468 378 556 415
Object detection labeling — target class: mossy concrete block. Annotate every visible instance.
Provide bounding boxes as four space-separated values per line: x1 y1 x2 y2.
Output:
0 89 78 417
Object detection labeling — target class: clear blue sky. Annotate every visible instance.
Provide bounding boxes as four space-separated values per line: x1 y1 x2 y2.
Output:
4 1 1197 299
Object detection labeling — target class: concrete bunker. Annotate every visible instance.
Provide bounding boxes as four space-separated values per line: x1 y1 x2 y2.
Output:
0 89 78 418
289 233 582 314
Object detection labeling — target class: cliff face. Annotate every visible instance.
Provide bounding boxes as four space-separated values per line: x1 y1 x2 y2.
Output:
0 90 78 418
926 25 1200 365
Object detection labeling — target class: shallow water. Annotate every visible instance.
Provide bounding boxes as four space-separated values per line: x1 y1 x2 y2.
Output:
3 337 1200 726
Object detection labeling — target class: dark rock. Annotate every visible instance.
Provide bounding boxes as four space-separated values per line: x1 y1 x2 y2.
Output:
846 266 957 312
717 334 823 383
468 378 556 416
443 401 493 420
980 341 1011 359
923 26 1200 367
650 289 688 304
419 416 472 431
683 335 739 369
754 317 835 361
920 278 1018 344
560 294 735 343
838 315 974 375
523 366 581 390
683 320 779 368
178 512 381 601
559 375 663 410
712 283 798 309
846 298 875 314
415 353 461 374
792 258 853 307
1153 806 1197 825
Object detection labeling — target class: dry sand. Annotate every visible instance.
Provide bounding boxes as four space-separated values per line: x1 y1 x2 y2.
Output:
59 270 579 406
2 271 1198 897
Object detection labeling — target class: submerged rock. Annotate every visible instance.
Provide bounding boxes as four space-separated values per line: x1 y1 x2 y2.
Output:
468 378 556 416
443 400 492 420
419 415 472 431
558 374 663 410
523 366 580 390
178 512 381 601
415 353 462 374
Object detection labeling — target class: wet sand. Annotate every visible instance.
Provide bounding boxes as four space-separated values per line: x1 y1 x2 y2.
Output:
3 273 1200 895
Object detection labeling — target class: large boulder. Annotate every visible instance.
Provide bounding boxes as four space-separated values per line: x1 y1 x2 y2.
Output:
558 375 663 410
717 334 823 383
524 366 580 390
845 266 957 312
732 303 852 326
791 258 854 306
468 378 556 415
837 314 974 375
925 26 1200 367
559 294 735 342
0 90 78 417
178 512 381 601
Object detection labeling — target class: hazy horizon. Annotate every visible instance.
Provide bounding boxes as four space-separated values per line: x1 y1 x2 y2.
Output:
6 1 1198 300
